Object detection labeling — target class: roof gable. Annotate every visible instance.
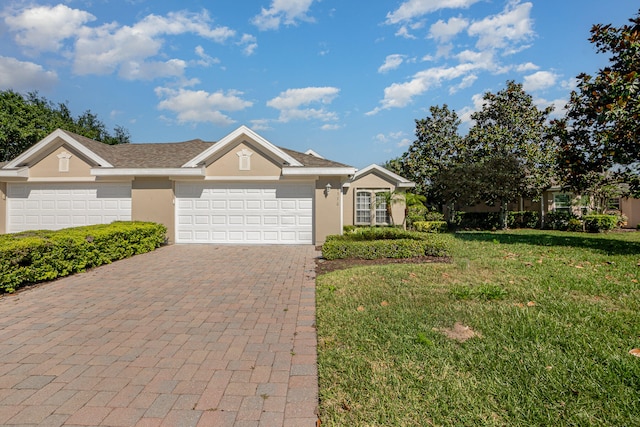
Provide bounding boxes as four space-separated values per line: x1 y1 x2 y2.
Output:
352 164 415 188
182 125 303 168
3 129 113 169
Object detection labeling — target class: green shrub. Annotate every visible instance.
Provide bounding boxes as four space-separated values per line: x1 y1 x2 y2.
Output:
582 215 617 233
322 227 449 260
322 237 449 260
508 211 540 229
413 221 448 233
449 212 501 230
567 218 584 232
0 221 166 293
544 211 577 231
424 210 445 222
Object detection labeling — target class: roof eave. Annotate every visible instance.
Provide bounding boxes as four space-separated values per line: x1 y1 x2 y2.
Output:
282 167 357 176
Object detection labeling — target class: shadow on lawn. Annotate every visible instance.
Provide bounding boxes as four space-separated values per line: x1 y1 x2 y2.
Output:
453 231 640 256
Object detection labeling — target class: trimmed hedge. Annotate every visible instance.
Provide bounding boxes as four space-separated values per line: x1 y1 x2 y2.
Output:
582 215 617 233
322 227 449 260
413 221 448 233
450 211 540 230
0 221 167 293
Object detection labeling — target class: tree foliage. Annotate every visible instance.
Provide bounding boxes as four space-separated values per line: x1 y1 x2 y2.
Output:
385 105 466 202
0 90 130 162
557 10 640 196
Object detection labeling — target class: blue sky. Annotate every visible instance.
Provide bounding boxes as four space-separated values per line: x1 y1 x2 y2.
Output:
0 1 637 169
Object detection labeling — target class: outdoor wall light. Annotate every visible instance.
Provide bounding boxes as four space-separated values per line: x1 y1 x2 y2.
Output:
324 182 332 197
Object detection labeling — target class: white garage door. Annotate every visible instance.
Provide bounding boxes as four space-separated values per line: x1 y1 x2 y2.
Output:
175 182 313 244
7 183 132 233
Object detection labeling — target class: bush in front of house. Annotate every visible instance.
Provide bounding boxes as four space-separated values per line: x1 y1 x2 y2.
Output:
582 215 617 233
544 211 578 231
0 221 167 293
567 218 584 232
413 221 448 233
322 227 449 260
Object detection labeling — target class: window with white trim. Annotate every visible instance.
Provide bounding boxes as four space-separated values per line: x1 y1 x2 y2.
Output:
553 194 571 213
355 189 390 225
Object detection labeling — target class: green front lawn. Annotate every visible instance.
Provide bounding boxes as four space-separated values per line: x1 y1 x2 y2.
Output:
316 230 640 426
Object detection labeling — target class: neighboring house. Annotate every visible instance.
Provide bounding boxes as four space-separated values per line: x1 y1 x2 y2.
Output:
0 126 414 244
458 186 640 228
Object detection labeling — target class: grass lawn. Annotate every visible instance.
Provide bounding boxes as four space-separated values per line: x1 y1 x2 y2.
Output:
316 230 640 426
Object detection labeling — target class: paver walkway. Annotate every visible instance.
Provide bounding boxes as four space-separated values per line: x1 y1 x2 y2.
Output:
0 245 319 427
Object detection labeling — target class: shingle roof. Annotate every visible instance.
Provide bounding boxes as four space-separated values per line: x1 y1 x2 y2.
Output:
60 130 353 169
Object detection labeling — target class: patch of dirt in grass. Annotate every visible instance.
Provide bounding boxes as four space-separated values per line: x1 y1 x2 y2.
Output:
436 322 482 343
315 255 451 275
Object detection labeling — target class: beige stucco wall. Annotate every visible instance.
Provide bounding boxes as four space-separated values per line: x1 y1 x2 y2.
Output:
28 144 93 178
131 178 175 243
343 171 407 227
0 182 6 234
205 141 282 177
621 198 640 228
315 177 343 244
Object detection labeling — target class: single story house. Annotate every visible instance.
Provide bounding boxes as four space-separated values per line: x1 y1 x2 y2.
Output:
0 126 414 244
460 186 640 228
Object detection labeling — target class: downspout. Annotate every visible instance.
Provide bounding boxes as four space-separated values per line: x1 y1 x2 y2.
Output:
339 183 344 235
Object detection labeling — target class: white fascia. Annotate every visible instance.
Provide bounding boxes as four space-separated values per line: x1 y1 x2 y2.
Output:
91 167 205 177
0 167 29 178
354 164 415 187
183 125 303 168
4 129 113 169
282 167 357 176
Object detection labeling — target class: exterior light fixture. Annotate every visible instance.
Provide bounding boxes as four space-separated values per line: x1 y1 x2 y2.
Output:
324 182 332 196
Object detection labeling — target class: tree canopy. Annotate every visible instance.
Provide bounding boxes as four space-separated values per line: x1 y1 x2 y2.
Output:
557 10 640 196
0 90 130 162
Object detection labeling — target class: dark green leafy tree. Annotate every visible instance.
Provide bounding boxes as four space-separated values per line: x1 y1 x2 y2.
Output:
0 90 130 161
557 10 640 196
466 81 556 228
391 105 466 199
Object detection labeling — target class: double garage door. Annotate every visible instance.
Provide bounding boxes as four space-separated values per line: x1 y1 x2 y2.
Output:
176 182 313 244
6 183 132 233
5 182 314 244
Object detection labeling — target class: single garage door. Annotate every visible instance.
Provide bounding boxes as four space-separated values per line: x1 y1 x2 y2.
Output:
7 183 132 233
175 182 313 244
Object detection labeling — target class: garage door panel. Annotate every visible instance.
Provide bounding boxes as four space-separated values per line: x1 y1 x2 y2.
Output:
7 183 131 233
176 182 313 244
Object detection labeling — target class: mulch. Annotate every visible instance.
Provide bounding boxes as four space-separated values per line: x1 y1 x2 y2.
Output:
315 255 451 275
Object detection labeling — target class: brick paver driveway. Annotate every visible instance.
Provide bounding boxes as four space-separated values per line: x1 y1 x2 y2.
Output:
0 245 319 427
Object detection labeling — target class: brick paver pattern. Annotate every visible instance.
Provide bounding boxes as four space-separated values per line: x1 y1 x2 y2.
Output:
0 245 319 426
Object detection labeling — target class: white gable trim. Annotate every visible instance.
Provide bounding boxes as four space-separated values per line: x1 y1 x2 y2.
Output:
353 164 415 188
304 149 325 159
92 167 205 177
0 167 29 178
3 129 114 169
282 167 357 176
182 125 303 168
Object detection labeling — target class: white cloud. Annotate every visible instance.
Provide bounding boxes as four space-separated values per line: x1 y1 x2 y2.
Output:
4 6 238 81
0 56 58 91
239 34 258 56
267 87 340 123
533 97 567 119
449 74 477 94
523 70 558 91
516 62 539 72
395 26 417 39
378 54 405 73
73 10 235 78
367 62 483 115
194 46 220 67
4 4 95 53
429 16 469 43
459 92 486 123
252 0 316 31
321 124 341 131
155 87 253 125
467 2 534 51
386 0 480 24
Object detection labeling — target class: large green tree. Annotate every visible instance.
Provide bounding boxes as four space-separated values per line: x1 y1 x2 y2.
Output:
385 104 466 201
465 81 556 228
557 10 640 196
0 90 130 162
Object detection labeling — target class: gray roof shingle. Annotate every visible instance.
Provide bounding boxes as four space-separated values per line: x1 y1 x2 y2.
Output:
60 130 353 169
